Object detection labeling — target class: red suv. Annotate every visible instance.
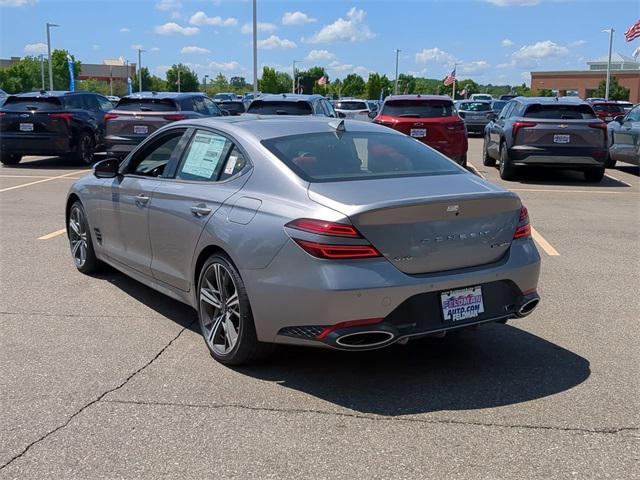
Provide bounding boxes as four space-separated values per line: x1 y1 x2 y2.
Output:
591 102 626 123
372 95 468 166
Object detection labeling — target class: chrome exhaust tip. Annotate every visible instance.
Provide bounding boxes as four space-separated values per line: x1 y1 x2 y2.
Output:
335 330 395 349
516 296 540 317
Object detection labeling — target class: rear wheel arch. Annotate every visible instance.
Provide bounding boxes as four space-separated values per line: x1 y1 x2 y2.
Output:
65 194 81 232
193 244 237 293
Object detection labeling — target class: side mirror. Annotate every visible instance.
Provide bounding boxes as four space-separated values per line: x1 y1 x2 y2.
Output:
220 109 230 116
614 115 625 124
368 111 377 119
337 111 346 118
94 158 120 179
487 112 497 121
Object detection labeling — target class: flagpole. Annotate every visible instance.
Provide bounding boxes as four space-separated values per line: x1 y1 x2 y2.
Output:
452 64 457 100
603 28 614 101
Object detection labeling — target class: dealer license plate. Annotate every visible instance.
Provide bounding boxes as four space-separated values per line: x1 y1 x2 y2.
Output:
410 128 426 138
19 123 34 132
134 125 148 134
553 134 570 144
441 286 485 322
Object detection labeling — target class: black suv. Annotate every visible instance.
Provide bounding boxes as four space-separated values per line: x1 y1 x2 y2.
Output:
246 94 337 117
0 91 113 165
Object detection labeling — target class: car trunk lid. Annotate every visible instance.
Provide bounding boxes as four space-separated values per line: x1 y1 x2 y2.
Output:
0 97 70 136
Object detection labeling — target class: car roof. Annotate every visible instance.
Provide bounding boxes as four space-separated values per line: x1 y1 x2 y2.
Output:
458 100 491 103
173 115 403 141
123 91 204 100
254 93 325 103
384 94 452 102
12 90 91 98
517 96 590 105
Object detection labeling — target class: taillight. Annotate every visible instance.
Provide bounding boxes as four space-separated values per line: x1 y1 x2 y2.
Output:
588 122 607 130
163 114 187 121
286 218 381 260
103 113 119 121
447 122 466 132
512 121 536 139
514 206 531 239
0 112 5 118
285 218 362 238
49 113 73 127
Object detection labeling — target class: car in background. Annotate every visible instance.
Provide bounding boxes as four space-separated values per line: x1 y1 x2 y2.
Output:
334 99 371 120
106 95 120 105
616 101 634 114
490 100 509 116
591 101 626 123
483 97 608 182
246 94 337 117
470 94 493 102
104 92 224 157
456 100 493 135
373 94 468 166
587 97 606 103
212 93 236 103
0 90 113 165
607 104 640 167
0 89 7 107
218 100 245 116
500 94 518 101
367 100 380 115
67 116 540 365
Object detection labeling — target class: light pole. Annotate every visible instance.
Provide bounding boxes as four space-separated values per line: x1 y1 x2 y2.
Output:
203 74 209 90
137 48 145 93
177 68 181 93
394 49 401 95
252 0 258 94
39 54 45 90
46 22 59 91
603 28 614 101
292 60 302 93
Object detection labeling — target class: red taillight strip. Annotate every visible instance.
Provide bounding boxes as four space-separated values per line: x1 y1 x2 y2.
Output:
514 206 531 239
163 114 187 121
512 121 536 138
316 318 385 340
103 113 119 121
286 218 362 238
49 113 73 127
293 239 381 260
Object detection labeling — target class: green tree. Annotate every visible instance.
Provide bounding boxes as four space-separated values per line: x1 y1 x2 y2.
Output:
535 88 554 97
212 72 229 91
593 76 630 101
259 67 279 93
341 73 365 97
514 83 531 97
166 64 199 92
397 74 416 94
77 78 110 95
413 77 441 94
51 49 81 90
0 56 42 93
366 73 392 100
229 76 247 89
131 67 153 92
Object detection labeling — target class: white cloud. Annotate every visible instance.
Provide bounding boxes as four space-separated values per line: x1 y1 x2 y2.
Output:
154 22 199 36
501 39 514 47
282 11 316 26
150 47 161 52
209 61 242 71
119 27 130 33
156 0 181 11
570 40 586 47
155 65 171 76
511 40 568 65
306 49 335 61
240 22 277 34
181 46 210 54
92 44 100 51
326 61 368 76
189 11 238 27
485 0 540 6
258 35 296 50
23 42 47 55
460 61 491 74
305 8 375 44
0 0 36 6
415 47 455 65
131 44 144 50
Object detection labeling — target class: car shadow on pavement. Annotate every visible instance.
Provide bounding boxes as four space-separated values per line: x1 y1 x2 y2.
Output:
506 166 630 187
8 154 106 170
238 325 590 416
615 165 639 177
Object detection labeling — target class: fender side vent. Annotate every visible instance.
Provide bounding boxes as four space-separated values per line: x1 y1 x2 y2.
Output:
94 228 102 244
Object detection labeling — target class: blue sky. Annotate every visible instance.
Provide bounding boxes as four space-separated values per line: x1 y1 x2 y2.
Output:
1 0 638 86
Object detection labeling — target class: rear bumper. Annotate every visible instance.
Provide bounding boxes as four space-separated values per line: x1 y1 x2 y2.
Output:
0 133 70 156
420 138 468 162
104 135 145 155
509 145 608 167
463 121 490 133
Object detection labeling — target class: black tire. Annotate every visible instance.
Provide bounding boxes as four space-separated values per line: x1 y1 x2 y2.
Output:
482 136 496 166
459 154 468 168
197 254 274 366
499 143 517 180
71 132 95 165
584 168 605 183
0 153 22 166
68 201 102 274
605 153 616 169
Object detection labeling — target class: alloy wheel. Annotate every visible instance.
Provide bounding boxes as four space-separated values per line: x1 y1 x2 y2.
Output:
200 262 241 356
68 206 88 267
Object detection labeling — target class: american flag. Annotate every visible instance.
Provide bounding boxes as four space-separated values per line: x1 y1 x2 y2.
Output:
625 19 640 42
316 75 327 86
443 67 456 86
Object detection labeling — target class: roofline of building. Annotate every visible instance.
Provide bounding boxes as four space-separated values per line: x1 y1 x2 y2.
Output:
531 69 640 76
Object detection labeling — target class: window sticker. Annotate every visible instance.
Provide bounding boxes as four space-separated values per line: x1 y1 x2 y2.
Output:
224 155 238 175
181 133 227 179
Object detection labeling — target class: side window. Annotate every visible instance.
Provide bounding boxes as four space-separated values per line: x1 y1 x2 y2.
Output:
626 106 640 122
180 98 195 111
499 102 514 120
84 95 101 112
202 97 221 116
65 95 83 110
175 130 232 181
510 102 524 117
313 101 324 115
219 145 248 181
130 131 185 177
96 96 114 112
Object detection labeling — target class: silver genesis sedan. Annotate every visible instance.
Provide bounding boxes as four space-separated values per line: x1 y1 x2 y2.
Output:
66 116 541 365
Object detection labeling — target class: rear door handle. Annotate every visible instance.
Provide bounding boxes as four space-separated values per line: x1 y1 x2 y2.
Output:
191 204 212 217
135 193 150 206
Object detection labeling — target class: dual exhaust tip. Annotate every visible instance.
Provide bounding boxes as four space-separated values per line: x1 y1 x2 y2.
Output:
515 294 540 318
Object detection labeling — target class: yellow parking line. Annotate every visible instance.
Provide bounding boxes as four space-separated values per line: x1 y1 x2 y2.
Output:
38 228 67 240
605 173 632 187
0 170 89 193
0 175 56 179
531 227 560 256
467 163 486 179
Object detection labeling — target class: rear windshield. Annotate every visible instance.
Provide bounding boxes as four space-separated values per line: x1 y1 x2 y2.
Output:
213 94 235 102
472 95 492 101
381 100 454 118
336 101 368 110
524 104 596 120
592 104 624 113
262 132 460 183
247 100 313 115
491 101 508 111
114 98 178 112
2 97 63 111
458 102 491 112
220 101 245 112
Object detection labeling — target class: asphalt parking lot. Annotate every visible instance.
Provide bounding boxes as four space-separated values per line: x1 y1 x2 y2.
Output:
0 138 638 479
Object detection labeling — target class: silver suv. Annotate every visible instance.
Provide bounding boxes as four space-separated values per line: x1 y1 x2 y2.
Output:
483 97 608 182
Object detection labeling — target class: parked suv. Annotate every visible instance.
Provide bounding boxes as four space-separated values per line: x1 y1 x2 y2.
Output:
590 101 626 123
456 100 493 135
373 95 468 166
483 97 608 182
246 94 337 117
0 91 113 165
104 92 224 157
607 104 639 167
334 99 371 120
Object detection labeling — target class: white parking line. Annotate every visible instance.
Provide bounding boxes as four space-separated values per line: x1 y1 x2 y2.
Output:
38 228 67 240
0 170 90 193
511 188 624 195
0 175 57 179
531 227 560 256
605 173 632 187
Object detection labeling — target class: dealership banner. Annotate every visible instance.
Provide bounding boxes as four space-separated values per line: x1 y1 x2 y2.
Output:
67 55 75 92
